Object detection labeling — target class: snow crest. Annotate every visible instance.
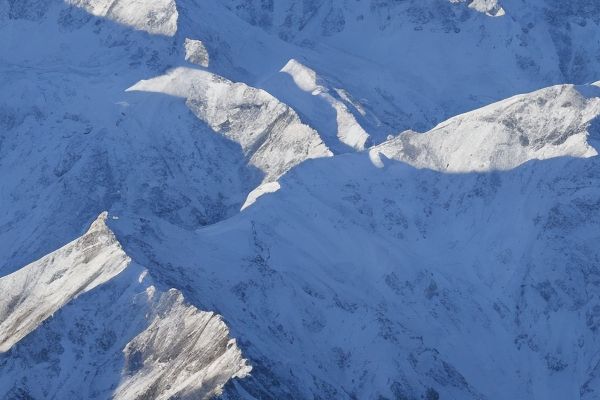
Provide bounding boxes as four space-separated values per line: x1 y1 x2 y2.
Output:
374 83 600 172
128 67 332 181
271 59 371 152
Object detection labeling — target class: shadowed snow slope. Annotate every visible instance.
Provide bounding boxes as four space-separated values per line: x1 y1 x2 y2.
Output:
374 83 600 172
0 213 250 400
116 152 600 400
215 0 600 138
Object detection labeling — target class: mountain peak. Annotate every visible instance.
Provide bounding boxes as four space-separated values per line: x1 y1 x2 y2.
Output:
87 211 110 233
0 212 129 353
0 214 250 399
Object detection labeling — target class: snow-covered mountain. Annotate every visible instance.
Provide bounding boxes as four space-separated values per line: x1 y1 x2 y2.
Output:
127 66 332 181
0 213 250 399
374 83 600 172
218 0 600 135
2 0 600 399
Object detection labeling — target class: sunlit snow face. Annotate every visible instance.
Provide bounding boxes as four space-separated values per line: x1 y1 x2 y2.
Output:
65 0 179 36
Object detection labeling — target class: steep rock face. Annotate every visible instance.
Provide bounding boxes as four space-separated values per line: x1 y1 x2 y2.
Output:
184 38 210 67
0 213 251 400
374 83 600 172
115 289 251 400
128 67 332 181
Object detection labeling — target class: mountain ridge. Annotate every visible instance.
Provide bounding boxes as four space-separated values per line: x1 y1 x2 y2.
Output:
0 212 251 400
2 0 600 399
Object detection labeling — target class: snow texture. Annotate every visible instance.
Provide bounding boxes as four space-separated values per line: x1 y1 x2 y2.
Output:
127 67 332 181
66 0 178 36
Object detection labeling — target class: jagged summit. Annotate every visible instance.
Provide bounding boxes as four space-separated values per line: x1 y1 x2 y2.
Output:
87 210 110 232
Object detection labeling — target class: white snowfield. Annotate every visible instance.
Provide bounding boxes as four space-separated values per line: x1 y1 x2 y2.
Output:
2 0 600 399
0 213 251 399
374 83 600 172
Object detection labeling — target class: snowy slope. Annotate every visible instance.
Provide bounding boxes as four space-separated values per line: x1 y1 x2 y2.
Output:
0 0 334 273
0 212 129 352
374 83 600 172
114 145 600 400
216 0 600 139
127 66 332 181
0 213 250 399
